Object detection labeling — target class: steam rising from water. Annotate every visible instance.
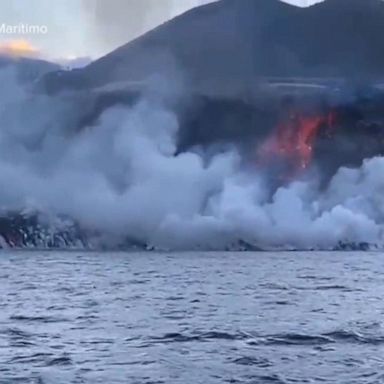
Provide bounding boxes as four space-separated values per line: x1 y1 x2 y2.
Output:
0 68 383 250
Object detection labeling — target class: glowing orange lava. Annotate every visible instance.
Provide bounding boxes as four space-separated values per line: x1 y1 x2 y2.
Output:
0 40 39 58
259 110 335 177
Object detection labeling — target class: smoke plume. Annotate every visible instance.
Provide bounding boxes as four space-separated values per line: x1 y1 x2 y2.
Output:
0 66 382 250
81 0 214 55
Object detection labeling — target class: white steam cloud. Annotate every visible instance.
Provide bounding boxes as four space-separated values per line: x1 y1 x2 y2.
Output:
0 68 382 250
81 0 215 56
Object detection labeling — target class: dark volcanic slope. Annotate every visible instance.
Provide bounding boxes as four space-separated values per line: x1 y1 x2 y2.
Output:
268 0 384 79
0 55 60 83
42 0 384 94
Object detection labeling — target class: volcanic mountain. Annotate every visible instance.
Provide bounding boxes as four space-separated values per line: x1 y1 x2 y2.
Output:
3 0 384 251
42 0 384 94
36 0 384 185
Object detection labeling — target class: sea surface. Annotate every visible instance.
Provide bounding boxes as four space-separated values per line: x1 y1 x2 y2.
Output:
0 251 384 384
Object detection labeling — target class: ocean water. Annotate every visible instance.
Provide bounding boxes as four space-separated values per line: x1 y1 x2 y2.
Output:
0 251 383 384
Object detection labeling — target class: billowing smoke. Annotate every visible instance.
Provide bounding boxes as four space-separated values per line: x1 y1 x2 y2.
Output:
0 66 383 250
80 0 215 55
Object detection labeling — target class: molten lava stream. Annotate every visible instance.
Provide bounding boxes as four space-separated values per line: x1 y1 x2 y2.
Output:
259 111 334 179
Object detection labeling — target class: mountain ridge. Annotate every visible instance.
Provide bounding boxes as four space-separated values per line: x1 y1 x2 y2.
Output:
41 0 384 94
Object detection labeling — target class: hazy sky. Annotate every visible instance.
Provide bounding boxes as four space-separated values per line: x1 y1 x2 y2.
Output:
0 0 323 61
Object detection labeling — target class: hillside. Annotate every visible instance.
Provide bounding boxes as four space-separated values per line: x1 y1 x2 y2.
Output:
41 0 384 95
0 55 60 84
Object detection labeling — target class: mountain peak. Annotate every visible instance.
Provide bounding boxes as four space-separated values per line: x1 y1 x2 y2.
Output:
42 0 384 94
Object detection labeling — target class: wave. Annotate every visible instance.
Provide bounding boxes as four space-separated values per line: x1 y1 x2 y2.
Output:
143 327 384 347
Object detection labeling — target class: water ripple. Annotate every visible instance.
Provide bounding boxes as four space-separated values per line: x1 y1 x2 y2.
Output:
0 251 382 383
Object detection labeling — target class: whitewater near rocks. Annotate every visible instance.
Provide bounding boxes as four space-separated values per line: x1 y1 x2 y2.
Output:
2 0 384 251
0 65 383 252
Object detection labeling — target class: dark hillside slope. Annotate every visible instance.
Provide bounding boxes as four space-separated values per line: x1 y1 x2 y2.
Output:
41 0 384 94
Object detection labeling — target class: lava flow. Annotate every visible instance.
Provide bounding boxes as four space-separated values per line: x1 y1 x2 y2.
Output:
258 110 336 178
